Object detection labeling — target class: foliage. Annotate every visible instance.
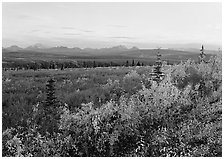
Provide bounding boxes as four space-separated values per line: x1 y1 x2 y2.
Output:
2 54 222 157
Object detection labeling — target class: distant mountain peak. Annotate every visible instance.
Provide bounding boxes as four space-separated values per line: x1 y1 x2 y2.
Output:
108 45 129 52
55 46 68 48
130 46 139 50
5 45 23 52
112 45 128 49
8 45 22 48
26 43 49 49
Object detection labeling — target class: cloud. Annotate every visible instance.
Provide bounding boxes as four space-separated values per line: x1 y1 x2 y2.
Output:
61 27 94 33
17 14 32 19
109 36 135 39
80 29 94 33
17 14 45 22
64 33 81 36
108 25 127 28
30 29 41 32
61 26 76 30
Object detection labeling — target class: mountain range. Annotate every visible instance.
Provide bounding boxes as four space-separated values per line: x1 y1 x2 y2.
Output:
3 43 220 55
3 44 141 56
3 43 221 66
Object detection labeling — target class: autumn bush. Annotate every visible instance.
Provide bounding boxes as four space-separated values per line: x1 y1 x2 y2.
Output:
2 54 222 156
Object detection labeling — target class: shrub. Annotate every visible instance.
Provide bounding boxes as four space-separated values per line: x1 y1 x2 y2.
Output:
2 55 221 157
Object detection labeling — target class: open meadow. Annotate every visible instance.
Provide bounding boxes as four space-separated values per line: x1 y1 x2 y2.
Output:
2 54 222 157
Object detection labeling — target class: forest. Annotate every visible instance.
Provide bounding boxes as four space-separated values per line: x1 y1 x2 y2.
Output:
2 50 222 157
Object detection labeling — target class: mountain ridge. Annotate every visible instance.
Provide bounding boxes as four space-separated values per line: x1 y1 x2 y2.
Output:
4 43 220 54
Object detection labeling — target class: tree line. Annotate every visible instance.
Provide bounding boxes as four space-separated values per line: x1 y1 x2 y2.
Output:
2 60 145 71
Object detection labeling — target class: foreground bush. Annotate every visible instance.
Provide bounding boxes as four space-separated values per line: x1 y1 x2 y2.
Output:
2 55 222 157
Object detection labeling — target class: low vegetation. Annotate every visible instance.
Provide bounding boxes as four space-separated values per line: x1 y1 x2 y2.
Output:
2 53 222 157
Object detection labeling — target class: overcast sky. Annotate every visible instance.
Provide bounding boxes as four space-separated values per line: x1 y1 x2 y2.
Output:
2 2 222 49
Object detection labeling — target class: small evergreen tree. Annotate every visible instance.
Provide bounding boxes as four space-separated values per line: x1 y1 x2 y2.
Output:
126 60 129 67
83 61 86 68
199 45 206 63
60 64 64 70
132 60 135 66
136 61 141 66
93 61 96 68
110 61 113 66
198 79 206 98
152 48 164 82
45 78 58 108
36 78 61 135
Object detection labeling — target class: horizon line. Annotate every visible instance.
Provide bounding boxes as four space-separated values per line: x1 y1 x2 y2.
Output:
3 43 222 51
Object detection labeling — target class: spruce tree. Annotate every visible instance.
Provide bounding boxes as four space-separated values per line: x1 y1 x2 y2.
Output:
132 60 135 66
126 60 129 67
199 45 206 63
93 61 96 68
38 78 61 135
45 78 58 108
61 64 64 70
136 61 141 66
151 48 164 82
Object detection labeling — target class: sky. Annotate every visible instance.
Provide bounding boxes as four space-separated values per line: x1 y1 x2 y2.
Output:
2 2 222 49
